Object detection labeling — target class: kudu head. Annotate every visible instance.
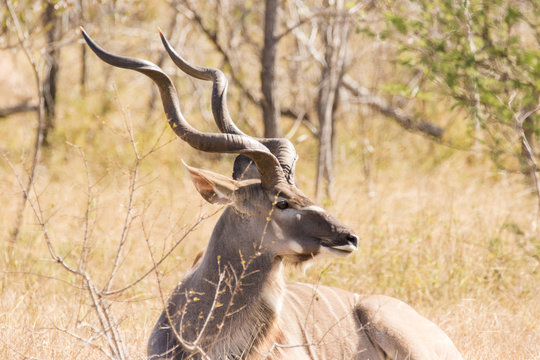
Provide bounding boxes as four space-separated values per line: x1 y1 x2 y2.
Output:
81 28 358 264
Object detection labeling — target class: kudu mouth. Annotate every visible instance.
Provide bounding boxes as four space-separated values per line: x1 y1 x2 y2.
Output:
320 232 359 254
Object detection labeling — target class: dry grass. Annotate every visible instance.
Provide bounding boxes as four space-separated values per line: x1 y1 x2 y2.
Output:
1 24 539 360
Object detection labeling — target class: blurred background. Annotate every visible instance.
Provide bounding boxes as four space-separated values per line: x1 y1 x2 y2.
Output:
0 0 539 358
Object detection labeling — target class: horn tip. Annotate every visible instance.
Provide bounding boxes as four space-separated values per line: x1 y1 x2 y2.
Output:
158 29 168 44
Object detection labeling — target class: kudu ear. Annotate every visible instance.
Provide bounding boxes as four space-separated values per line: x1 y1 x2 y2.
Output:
183 162 238 205
232 155 260 181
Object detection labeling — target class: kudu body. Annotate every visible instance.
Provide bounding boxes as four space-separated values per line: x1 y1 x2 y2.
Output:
82 29 463 360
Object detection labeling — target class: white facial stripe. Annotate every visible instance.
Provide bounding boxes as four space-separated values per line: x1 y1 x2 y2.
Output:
302 205 326 214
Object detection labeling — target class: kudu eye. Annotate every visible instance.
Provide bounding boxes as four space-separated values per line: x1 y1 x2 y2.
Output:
276 200 289 210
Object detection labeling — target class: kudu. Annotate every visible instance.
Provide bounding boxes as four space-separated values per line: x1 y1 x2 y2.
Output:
82 29 463 360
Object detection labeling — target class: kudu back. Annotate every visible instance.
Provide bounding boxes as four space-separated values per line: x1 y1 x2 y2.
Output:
82 29 463 360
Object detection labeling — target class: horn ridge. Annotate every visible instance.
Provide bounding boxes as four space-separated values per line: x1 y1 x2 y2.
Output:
81 28 285 189
159 32 298 185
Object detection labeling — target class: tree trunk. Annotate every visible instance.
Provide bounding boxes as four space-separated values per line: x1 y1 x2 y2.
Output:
261 0 281 138
315 2 350 201
42 1 60 145
316 66 336 201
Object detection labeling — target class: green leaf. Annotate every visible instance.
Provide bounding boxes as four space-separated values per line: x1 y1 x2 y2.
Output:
504 6 521 27
387 13 408 34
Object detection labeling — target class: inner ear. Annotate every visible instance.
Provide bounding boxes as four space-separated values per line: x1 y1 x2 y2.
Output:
184 162 238 205
232 155 260 181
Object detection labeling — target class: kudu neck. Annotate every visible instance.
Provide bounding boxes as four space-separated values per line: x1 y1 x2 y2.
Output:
192 207 285 312
198 207 278 280
182 207 284 357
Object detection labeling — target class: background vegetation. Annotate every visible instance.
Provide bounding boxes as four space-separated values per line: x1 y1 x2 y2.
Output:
0 0 539 359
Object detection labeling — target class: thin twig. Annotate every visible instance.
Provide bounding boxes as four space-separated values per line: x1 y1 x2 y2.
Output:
192 273 225 347
515 104 540 232
64 143 93 273
104 209 219 295
143 224 212 360
275 8 349 41
0 337 43 360
84 274 126 359
6 0 46 245
105 95 141 292
1 270 83 290
52 325 115 360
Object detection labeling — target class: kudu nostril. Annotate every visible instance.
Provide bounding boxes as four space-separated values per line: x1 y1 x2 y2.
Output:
346 234 359 248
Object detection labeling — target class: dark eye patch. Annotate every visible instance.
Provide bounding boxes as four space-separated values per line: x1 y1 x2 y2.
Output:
276 200 289 210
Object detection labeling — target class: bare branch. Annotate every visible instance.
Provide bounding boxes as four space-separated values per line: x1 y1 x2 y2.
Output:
275 8 344 41
5 0 47 245
0 100 38 118
343 76 445 138
84 273 128 359
515 104 540 233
